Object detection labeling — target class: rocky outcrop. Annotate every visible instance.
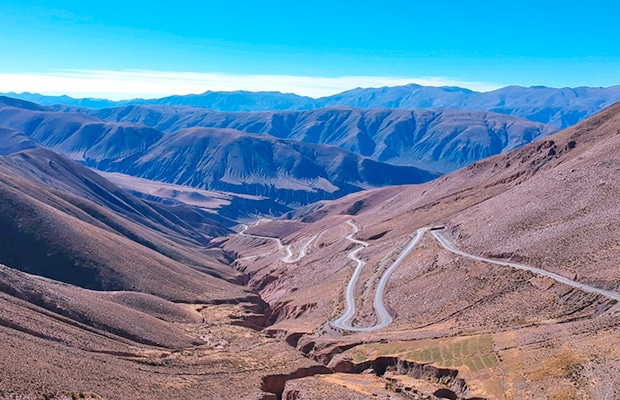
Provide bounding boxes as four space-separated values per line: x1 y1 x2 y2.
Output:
295 336 362 364
260 365 333 400
328 355 473 399
229 313 270 330
269 301 317 323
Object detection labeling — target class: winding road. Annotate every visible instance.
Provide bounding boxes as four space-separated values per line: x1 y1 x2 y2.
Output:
331 221 426 332
331 224 620 333
282 235 318 264
237 222 316 264
431 230 620 302
240 219 620 333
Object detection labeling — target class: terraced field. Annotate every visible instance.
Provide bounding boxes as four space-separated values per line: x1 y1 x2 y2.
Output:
345 335 504 399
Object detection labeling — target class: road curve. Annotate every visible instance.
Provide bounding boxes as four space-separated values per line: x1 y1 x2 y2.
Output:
282 235 318 263
431 230 620 302
332 221 426 332
237 223 315 264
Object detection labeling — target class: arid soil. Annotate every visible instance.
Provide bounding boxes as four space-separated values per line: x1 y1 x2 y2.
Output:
2 103 620 399
222 102 620 399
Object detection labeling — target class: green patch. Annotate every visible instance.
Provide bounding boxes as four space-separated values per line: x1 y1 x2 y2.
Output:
472 356 486 372
482 353 498 368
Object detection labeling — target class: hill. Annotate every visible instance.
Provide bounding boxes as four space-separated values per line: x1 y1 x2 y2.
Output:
54 104 558 173
220 101 620 398
102 126 439 205
0 127 41 155
0 148 246 295
0 147 315 399
0 98 441 206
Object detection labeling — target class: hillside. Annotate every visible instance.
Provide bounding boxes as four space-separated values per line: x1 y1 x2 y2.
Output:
319 84 620 128
0 98 440 206
220 101 620 399
0 148 315 400
0 149 247 296
0 127 41 155
102 127 439 205
55 104 557 173
0 97 163 166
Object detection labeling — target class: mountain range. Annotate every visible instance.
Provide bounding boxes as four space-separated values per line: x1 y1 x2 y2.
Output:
5 83 620 127
53 104 557 173
0 85 619 398
0 97 440 206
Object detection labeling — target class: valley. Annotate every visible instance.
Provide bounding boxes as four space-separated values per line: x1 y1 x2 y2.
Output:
3 1 620 398
0 92 619 399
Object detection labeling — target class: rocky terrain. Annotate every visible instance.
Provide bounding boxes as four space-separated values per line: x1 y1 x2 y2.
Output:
0 95 619 399
0 141 324 400
220 101 620 399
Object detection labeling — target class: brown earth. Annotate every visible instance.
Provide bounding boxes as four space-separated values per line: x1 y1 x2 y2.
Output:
0 148 318 399
2 103 620 399
223 102 620 399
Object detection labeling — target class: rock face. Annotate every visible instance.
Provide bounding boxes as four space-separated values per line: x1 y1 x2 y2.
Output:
59 105 557 173
328 355 469 398
260 365 334 400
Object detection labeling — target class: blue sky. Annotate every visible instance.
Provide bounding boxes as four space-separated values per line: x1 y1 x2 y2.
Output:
0 0 619 99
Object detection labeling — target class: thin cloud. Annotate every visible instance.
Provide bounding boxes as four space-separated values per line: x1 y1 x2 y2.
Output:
0 70 503 100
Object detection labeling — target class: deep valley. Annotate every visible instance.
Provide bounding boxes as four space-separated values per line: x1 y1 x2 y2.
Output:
0 88 619 400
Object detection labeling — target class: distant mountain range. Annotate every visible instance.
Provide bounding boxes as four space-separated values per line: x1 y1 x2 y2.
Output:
0 97 439 206
4 83 620 128
52 104 557 173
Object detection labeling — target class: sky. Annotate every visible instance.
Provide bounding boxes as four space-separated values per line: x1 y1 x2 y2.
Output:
0 0 619 100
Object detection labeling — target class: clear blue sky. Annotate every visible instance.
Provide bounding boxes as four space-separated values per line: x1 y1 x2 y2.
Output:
0 0 619 98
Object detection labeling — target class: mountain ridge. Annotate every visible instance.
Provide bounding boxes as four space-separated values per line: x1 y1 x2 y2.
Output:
5 83 620 128
0 98 442 206
50 103 558 173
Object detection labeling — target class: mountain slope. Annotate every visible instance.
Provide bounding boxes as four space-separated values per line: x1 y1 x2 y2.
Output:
138 90 317 111
0 148 246 297
57 104 557 173
319 84 620 128
0 147 312 399
104 127 439 205
0 97 163 165
0 98 441 206
5 147 230 242
220 101 620 398
0 127 41 155
291 100 620 289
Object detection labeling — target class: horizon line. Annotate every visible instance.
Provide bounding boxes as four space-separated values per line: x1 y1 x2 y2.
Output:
0 70 616 102
0 70 507 101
